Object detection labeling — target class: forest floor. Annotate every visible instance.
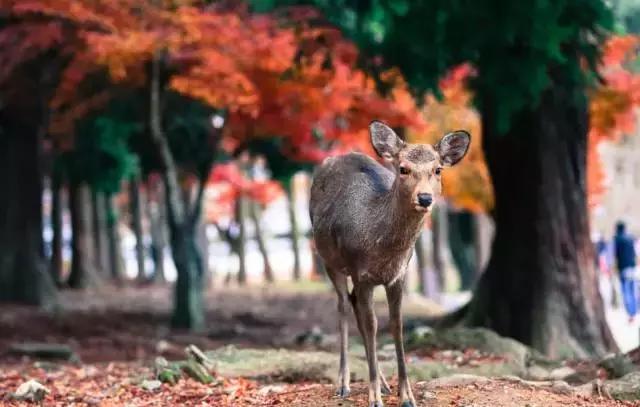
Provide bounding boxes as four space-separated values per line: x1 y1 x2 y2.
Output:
0 285 639 406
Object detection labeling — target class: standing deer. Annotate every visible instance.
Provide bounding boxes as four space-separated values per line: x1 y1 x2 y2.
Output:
309 121 470 407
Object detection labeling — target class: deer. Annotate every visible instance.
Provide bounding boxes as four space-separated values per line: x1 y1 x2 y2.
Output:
309 121 470 407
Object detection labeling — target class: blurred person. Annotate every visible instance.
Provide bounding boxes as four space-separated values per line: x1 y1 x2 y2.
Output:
595 232 620 308
614 221 638 322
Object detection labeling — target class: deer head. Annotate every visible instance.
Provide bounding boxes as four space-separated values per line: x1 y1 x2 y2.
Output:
370 120 471 212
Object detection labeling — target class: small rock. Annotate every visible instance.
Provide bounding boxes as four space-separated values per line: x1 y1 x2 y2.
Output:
549 366 577 381
549 380 573 395
154 356 169 371
598 353 636 379
257 385 286 395
424 374 491 389
155 340 172 354
527 365 550 381
13 379 50 402
141 379 162 392
422 390 437 399
182 358 214 384
601 371 640 400
157 369 181 385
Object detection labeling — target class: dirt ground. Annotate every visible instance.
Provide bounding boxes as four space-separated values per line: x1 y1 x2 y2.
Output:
1 285 639 407
0 362 638 407
0 284 441 363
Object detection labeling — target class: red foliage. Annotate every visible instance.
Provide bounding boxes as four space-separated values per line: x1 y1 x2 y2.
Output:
588 35 640 208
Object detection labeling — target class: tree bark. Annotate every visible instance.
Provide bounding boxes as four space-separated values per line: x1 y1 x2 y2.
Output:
68 183 98 289
415 230 429 297
432 202 454 293
286 179 302 281
465 84 616 358
235 196 247 285
0 119 56 306
148 178 167 283
50 168 64 286
106 193 124 282
448 210 475 290
91 190 109 275
249 200 274 283
129 176 147 283
149 53 209 331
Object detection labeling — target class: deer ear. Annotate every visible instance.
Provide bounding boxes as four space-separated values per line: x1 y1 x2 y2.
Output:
436 130 471 167
369 120 404 160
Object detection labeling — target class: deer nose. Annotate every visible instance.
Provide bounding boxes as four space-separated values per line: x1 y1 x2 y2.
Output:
417 193 433 208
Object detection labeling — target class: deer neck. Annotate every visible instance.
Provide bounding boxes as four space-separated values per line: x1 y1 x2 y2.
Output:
374 177 426 251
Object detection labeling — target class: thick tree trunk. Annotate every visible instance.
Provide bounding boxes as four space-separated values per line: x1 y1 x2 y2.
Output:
106 193 124 282
50 169 64 286
465 85 616 358
235 197 247 285
129 176 147 283
68 183 98 289
0 120 56 306
91 190 109 275
286 179 302 281
148 179 167 283
249 201 274 283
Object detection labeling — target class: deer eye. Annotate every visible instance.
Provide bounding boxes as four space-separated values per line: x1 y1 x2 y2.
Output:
399 166 411 175
435 167 442 176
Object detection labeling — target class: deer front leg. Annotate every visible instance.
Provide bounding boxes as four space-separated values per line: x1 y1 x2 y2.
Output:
349 290 392 396
386 279 416 407
354 283 383 407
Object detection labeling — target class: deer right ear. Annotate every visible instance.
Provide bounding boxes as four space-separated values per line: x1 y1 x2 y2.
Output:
369 120 404 160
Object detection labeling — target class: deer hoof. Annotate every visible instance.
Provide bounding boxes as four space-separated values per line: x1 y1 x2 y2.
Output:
369 402 384 407
400 401 415 407
335 386 351 398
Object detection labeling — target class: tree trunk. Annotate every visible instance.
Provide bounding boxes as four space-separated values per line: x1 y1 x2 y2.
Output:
148 179 167 283
50 168 64 286
91 190 109 275
448 209 475 290
432 203 455 293
129 176 146 283
249 201 274 283
149 53 209 331
235 196 247 285
106 193 124 282
68 183 98 289
0 120 56 306
415 230 429 297
169 221 205 330
286 179 302 281
465 84 616 358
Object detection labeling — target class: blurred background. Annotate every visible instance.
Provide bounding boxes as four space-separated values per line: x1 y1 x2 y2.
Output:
1 0 640 375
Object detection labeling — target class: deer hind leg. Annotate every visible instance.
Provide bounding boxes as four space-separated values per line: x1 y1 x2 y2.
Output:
327 269 351 397
386 279 416 407
351 283 384 407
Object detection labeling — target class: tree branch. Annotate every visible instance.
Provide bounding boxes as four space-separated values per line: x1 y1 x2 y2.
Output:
149 52 185 227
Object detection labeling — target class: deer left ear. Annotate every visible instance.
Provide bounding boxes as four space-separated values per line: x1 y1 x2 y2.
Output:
436 130 471 167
